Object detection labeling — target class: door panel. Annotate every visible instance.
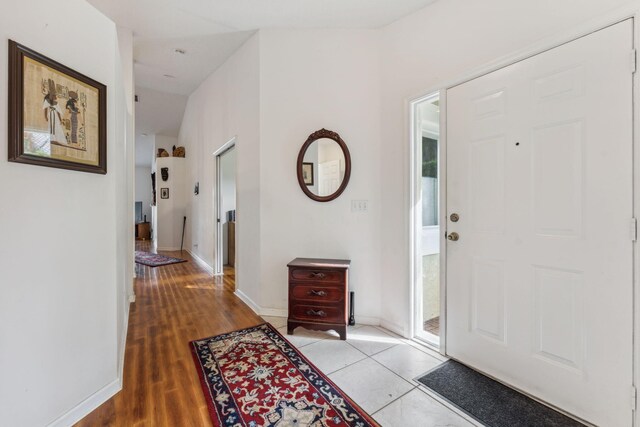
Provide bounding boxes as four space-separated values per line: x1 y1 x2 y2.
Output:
532 120 584 237
446 20 633 427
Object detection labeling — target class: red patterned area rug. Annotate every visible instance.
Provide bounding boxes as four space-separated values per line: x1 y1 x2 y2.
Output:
134 250 187 267
190 323 380 427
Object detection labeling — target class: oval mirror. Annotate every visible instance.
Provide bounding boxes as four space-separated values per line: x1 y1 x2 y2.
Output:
297 129 351 202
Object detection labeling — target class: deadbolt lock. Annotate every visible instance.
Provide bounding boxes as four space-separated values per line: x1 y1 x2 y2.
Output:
447 232 460 241
450 213 460 222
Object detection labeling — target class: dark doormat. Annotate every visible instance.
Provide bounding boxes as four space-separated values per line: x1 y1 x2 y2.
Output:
416 360 586 427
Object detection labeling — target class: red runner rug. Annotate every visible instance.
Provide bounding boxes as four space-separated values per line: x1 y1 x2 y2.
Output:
190 323 380 427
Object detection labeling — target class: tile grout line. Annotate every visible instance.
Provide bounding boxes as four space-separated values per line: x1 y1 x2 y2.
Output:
323 353 370 376
370 386 418 416
326 349 418 408
364 353 421 391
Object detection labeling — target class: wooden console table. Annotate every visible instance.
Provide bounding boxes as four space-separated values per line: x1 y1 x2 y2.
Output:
287 257 350 340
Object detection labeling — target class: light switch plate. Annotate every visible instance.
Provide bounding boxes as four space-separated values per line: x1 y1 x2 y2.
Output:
351 200 368 212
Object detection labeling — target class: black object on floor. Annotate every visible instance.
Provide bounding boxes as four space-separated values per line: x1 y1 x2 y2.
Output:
416 360 585 427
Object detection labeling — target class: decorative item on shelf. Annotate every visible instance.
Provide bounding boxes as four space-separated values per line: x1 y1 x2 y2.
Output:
8 41 107 174
173 145 185 157
160 188 169 199
194 181 199 195
157 148 169 157
161 167 169 181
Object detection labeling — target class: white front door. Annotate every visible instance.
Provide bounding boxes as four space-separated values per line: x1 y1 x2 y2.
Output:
446 20 634 426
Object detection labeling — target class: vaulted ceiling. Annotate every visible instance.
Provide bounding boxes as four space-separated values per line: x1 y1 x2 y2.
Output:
86 0 437 165
87 0 437 95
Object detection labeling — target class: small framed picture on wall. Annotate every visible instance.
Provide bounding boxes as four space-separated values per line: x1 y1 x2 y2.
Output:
302 162 314 186
160 188 169 199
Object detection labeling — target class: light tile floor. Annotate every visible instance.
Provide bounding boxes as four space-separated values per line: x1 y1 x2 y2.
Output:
261 316 480 427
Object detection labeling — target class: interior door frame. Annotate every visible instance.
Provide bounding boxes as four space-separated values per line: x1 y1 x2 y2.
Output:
213 136 237 276
407 7 640 421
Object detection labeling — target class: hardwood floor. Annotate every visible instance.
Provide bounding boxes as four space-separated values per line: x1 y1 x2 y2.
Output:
75 241 263 426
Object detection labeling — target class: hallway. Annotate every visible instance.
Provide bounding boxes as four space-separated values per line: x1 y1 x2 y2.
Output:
76 243 479 426
76 242 262 426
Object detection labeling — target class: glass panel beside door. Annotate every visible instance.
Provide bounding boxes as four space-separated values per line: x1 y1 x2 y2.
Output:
413 94 440 346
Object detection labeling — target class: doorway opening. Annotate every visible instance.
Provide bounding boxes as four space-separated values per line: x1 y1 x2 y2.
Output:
214 139 237 276
412 92 441 347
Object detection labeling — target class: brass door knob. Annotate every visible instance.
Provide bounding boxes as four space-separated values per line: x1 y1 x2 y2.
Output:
447 232 460 241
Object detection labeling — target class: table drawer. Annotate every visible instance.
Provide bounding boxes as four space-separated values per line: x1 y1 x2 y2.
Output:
289 304 344 323
290 283 344 303
289 268 344 283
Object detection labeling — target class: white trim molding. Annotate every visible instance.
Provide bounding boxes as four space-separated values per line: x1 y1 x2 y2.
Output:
381 318 409 338
260 307 288 317
46 379 122 427
186 249 215 276
234 289 287 317
355 315 381 327
234 288 261 314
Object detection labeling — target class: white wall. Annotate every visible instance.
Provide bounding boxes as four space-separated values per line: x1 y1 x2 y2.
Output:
378 0 638 335
220 147 237 264
135 134 155 167
114 25 136 391
155 157 186 250
180 29 383 322
258 29 382 320
179 34 261 303
0 0 131 425
135 86 187 137
181 30 382 320
136 166 153 222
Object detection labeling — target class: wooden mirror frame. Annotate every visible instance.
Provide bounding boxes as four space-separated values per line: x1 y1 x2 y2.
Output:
296 128 351 202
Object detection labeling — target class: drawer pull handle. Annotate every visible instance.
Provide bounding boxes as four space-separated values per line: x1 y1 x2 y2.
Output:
309 272 326 279
309 290 327 297
306 309 327 317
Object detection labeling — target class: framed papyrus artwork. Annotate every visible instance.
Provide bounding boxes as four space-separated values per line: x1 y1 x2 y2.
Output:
8 40 107 174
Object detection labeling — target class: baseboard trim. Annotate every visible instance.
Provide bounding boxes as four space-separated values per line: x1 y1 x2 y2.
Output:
119 299 131 379
46 378 122 427
129 294 136 303
185 249 214 275
156 246 181 251
380 319 408 338
355 315 381 326
234 289 261 314
233 292 289 318
260 307 288 317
